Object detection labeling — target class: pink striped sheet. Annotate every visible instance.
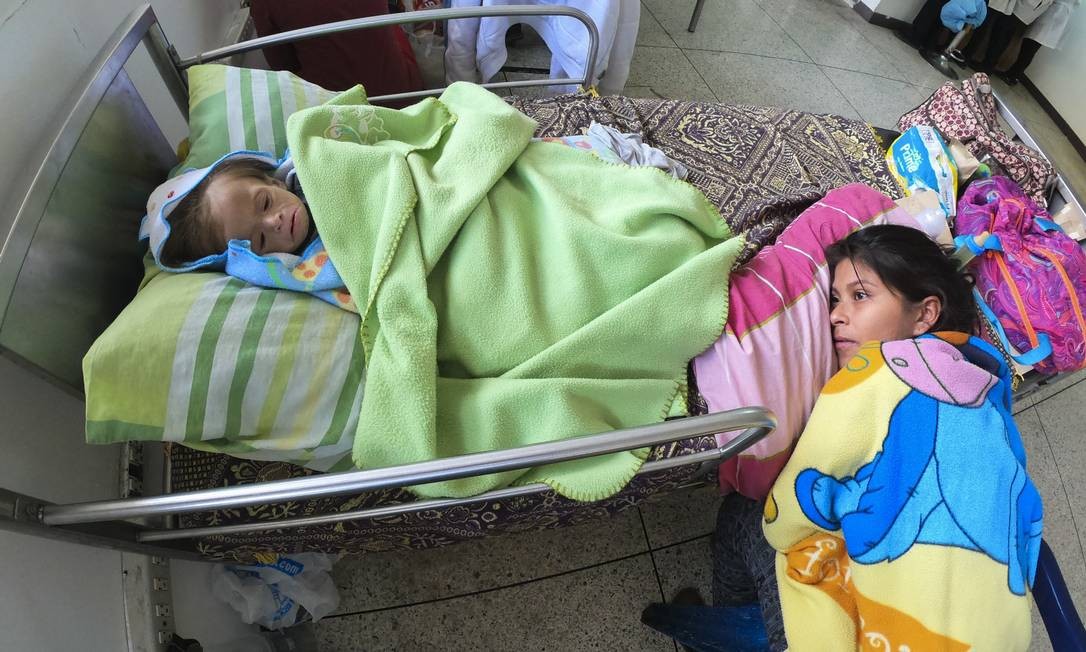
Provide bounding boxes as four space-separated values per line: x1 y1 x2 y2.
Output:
694 184 914 500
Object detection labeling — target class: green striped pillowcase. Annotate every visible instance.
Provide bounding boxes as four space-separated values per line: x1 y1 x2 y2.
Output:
175 64 338 175
84 270 363 472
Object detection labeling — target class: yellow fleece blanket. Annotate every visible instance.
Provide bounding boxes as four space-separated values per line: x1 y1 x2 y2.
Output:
763 333 1043 650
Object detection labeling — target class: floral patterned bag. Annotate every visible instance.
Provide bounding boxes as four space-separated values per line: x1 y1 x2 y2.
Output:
898 73 1055 207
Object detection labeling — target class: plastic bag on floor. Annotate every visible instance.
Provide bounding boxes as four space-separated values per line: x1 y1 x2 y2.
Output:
211 553 340 630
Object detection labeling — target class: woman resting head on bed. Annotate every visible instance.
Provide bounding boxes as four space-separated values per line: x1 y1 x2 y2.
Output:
646 227 1041 651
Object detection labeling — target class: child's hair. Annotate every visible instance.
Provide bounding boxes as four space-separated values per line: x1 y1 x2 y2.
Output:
160 158 278 267
826 224 978 333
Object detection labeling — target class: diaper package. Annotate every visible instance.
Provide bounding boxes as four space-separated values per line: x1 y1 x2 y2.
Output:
886 125 959 217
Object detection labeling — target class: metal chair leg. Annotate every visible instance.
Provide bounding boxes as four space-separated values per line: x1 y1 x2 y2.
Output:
688 0 708 32
921 26 971 80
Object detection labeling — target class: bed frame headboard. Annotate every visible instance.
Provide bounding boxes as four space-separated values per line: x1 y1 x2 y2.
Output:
0 7 178 394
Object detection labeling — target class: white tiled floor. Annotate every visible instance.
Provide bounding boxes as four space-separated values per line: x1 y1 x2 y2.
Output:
313 2 1086 649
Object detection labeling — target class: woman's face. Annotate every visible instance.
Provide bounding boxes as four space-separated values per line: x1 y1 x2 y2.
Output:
830 259 939 365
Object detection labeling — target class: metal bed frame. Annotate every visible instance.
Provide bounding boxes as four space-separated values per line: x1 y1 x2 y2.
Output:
0 4 776 560
2 3 1080 561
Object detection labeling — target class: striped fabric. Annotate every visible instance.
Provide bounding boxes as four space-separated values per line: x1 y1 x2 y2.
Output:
693 184 920 500
177 64 337 175
85 269 364 472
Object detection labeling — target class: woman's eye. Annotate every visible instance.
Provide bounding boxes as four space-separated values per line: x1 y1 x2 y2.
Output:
259 233 266 250
263 196 270 211
853 291 868 301
829 296 839 306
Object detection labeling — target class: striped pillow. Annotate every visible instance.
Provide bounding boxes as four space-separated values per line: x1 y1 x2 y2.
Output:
84 264 363 471
175 64 337 175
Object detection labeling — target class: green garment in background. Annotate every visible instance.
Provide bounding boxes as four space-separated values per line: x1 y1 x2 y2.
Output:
287 82 743 500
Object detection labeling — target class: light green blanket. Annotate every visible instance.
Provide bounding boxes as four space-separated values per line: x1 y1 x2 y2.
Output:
286 82 743 500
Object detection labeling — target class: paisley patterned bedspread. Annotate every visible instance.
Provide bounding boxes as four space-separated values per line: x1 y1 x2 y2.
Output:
171 92 899 562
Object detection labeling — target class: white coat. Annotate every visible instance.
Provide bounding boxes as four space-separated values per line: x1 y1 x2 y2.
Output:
444 0 640 95
1026 0 1080 48
986 0 1054 23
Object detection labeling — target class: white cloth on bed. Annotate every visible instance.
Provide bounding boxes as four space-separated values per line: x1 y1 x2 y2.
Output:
444 0 640 94
584 122 689 178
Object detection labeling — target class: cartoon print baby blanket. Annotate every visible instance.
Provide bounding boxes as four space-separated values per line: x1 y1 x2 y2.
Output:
763 333 1043 650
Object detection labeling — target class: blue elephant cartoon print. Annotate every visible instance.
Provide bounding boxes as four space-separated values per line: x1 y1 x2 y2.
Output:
793 336 1043 596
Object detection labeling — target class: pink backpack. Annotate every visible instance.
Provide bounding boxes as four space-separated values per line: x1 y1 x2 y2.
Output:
955 176 1086 377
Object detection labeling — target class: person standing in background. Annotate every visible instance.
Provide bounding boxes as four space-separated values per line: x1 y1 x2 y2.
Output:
249 0 423 99
972 0 1054 74
999 0 1080 84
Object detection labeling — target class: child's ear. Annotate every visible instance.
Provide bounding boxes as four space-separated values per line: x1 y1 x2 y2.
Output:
913 296 942 335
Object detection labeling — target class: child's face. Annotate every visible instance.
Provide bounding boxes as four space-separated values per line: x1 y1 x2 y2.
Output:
829 260 937 366
205 174 311 256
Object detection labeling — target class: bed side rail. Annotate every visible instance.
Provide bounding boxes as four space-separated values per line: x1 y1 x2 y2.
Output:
989 91 1086 398
991 90 1085 219
4 407 774 554
174 5 602 105
41 407 774 525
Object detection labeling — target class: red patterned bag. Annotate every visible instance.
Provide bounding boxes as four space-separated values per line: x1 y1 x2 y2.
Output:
898 73 1055 207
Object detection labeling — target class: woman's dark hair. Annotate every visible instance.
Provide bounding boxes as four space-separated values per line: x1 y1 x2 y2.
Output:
160 158 277 267
826 224 977 333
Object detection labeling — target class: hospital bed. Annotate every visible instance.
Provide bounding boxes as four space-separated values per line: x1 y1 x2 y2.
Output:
0 3 1082 588
0 3 781 563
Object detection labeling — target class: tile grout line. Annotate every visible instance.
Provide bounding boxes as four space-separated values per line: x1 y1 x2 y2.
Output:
678 43 940 91
745 0 812 68
677 47 721 103
816 65 865 122
325 530 717 622
325 548 653 620
747 0 865 121
1032 408 1086 569
674 45 815 67
638 507 670 603
637 1 679 50
651 531 715 554
1026 376 1086 410
828 5 927 87
632 41 938 93
637 3 719 102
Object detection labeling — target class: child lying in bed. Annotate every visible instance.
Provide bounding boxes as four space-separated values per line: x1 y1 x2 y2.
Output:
644 224 1042 651
139 123 687 310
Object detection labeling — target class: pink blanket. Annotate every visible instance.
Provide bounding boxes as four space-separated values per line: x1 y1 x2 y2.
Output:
694 184 920 499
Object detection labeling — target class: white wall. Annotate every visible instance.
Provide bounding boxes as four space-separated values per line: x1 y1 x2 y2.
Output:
1028 12 1086 142
0 1 239 650
862 0 927 22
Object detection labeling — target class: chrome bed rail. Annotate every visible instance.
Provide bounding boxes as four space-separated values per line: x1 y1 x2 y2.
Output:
992 90 1085 220
989 90 1086 398
8 407 775 555
177 4 601 107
